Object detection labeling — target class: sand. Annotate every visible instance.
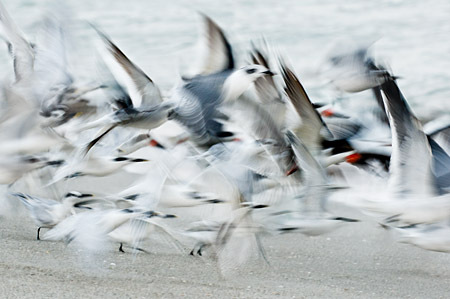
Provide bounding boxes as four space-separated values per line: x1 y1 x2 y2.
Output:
1 210 450 299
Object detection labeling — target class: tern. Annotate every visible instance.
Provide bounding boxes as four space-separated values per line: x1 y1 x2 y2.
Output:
12 191 94 240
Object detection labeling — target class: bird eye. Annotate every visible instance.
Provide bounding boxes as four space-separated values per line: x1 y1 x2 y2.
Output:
246 68 257 74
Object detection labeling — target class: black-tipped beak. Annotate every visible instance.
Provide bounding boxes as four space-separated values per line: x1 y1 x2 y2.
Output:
163 214 177 218
131 158 149 163
278 227 298 233
79 193 94 198
46 160 65 166
205 199 224 204
333 217 359 223
149 139 165 149
263 70 275 76
143 210 158 217
252 204 269 209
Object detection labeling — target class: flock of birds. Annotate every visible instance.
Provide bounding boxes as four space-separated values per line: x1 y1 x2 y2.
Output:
0 2 449 273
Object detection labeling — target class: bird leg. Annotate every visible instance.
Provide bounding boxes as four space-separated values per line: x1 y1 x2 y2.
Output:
197 244 206 256
119 243 125 253
190 243 200 256
37 227 41 240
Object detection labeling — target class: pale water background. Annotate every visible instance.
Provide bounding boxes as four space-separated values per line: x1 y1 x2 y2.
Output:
1 0 449 120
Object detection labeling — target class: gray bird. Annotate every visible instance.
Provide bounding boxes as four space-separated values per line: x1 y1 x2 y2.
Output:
172 15 275 147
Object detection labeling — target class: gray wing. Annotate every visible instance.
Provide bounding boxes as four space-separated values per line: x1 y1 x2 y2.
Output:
286 130 328 211
0 1 34 82
33 14 74 108
13 193 59 225
286 131 327 187
428 137 450 194
380 78 438 197
173 86 215 145
198 14 234 75
174 72 229 144
93 26 162 108
222 96 294 173
250 47 283 105
280 61 332 149
329 47 367 67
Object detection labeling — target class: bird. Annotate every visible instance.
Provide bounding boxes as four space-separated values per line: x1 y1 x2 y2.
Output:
322 45 395 93
107 214 178 253
171 15 275 147
380 77 440 198
382 223 450 253
12 191 94 240
51 155 148 182
79 26 176 153
115 133 165 156
43 208 172 250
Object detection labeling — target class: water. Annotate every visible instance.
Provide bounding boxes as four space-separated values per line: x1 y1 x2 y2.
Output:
1 0 449 119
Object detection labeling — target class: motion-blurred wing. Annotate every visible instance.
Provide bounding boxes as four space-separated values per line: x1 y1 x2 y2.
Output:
380 79 437 197
0 1 34 82
94 26 162 108
198 14 234 75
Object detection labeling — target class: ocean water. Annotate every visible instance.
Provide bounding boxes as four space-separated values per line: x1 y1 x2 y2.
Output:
1 0 449 120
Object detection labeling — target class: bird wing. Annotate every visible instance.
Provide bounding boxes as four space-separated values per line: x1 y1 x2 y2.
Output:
380 78 437 197
280 60 333 150
93 25 162 108
197 14 234 75
0 1 34 82
33 13 74 108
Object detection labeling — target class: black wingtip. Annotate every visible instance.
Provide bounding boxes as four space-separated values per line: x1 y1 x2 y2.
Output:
200 12 234 70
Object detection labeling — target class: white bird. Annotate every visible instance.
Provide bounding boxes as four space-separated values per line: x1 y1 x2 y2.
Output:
183 220 222 256
108 215 177 253
81 26 175 153
43 208 170 250
115 133 164 155
276 214 359 236
0 156 63 185
12 191 93 240
52 155 148 182
384 223 450 253
323 46 394 93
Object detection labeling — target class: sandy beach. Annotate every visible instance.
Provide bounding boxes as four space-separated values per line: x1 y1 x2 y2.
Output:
2 206 450 298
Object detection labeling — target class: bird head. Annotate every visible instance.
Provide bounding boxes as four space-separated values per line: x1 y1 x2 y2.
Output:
222 64 275 102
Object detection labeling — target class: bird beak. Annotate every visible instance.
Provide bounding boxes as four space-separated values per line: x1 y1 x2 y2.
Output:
163 214 177 218
80 193 94 198
205 199 224 204
149 139 165 149
167 109 177 120
263 70 275 76
131 158 149 163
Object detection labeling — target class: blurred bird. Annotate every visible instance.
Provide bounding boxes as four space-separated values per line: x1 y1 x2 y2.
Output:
81 26 175 153
12 191 93 240
172 15 275 147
